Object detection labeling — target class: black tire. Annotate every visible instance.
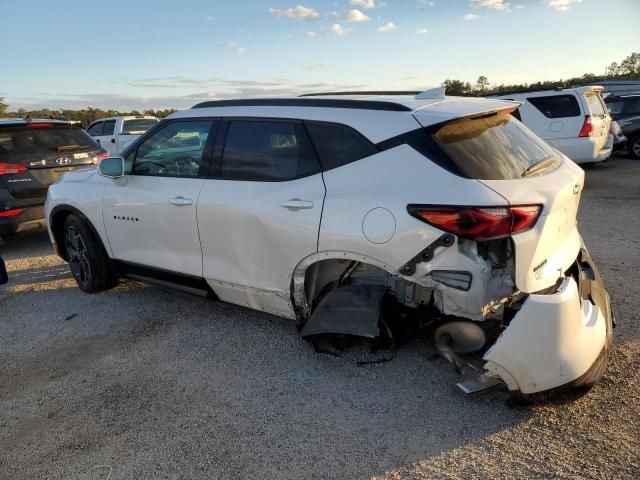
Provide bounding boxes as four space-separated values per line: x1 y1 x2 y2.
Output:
63 214 117 293
629 135 640 160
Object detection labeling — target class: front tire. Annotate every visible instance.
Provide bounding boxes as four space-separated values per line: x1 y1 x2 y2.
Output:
629 135 640 160
63 214 117 293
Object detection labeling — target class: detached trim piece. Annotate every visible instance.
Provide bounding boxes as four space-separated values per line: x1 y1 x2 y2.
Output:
191 98 412 112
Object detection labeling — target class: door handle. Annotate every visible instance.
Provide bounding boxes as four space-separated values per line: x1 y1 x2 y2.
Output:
281 198 314 210
111 138 116 144
169 196 193 206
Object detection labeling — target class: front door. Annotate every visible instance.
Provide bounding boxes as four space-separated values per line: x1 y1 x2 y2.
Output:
198 119 325 317
102 119 218 277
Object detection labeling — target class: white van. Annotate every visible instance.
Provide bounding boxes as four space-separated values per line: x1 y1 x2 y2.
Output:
495 87 612 164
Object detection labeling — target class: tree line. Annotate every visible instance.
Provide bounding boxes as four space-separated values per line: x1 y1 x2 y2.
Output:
1 52 638 125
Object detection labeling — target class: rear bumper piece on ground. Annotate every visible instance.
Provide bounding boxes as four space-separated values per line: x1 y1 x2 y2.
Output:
0 205 45 236
482 248 613 394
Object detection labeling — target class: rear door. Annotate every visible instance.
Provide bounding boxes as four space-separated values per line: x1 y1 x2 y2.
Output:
102 119 218 276
197 118 325 317
99 119 117 155
526 93 583 139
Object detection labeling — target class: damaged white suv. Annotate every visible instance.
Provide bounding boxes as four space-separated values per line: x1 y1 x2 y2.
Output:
45 89 613 396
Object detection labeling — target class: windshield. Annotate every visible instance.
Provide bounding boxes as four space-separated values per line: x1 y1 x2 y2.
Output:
0 125 99 159
432 112 562 180
122 119 158 135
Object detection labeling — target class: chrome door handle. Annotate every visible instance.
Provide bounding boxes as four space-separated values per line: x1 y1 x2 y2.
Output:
169 196 193 206
281 198 314 210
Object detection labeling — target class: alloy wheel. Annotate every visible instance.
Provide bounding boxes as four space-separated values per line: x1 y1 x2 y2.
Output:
65 226 91 285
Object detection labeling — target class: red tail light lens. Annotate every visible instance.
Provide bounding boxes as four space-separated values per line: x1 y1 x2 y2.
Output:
25 123 54 128
93 152 110 165
0 163 28 175
409 205 542 240
578 115 593 137
0 208 24 217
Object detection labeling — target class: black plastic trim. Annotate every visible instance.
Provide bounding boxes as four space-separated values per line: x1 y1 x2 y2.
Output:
300 91 420 97
191 98 412 112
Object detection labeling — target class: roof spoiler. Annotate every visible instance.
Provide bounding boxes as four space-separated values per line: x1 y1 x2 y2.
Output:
415 87 446 100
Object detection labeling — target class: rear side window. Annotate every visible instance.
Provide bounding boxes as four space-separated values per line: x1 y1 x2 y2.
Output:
221 120 320 181
0 125 99 158
622 98 640 114
103 120 116 136
122 119 158 135
585 93 606 116
431 112 562 180
527 95 581 118
305 122 378 171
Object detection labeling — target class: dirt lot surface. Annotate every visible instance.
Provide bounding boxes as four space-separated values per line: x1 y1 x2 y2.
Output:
1 156 639 480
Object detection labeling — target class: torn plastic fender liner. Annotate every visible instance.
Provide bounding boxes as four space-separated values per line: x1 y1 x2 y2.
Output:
483 275 611 394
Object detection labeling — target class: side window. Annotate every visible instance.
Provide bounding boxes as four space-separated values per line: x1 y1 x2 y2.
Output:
221 120 319 181
527 95 581 118
623 98 640 115
606 101 624 115
305 122 378 171
132 120 215 177
511 107 522 122
87 122 103 136
103 120 116 136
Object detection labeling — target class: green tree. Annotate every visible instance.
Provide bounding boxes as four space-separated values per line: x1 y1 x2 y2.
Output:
476 75 489 93
0 97 8 115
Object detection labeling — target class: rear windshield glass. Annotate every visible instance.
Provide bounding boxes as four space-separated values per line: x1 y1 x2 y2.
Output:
0 125 99 158
585 93 606 116
528 94 581 118
431 112 562 180
122 119 158 135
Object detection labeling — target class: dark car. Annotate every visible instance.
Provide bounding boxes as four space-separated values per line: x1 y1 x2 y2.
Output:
0 119 107 236
604 94 640 159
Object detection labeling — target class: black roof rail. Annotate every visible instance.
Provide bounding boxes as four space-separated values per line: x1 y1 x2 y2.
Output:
191 98 412 112
487 87 566 97
300 91 421 97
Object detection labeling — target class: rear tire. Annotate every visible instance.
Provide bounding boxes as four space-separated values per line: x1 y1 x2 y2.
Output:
63 214 117 293
629 135 640 160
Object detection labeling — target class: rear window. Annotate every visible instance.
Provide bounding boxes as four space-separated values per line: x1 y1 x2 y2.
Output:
0 125 99 159
431 112 562 180
528 94 581 118
585 93 606 116
123 118 158 135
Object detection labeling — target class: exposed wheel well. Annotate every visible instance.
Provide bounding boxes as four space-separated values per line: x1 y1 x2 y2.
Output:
49 206 106 262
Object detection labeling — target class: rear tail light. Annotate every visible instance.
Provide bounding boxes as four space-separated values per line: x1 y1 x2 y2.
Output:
578 115 594 137
93 151 110 165
25 123 54 128
408 205 542 241
0 208 24 217
0 163 28 175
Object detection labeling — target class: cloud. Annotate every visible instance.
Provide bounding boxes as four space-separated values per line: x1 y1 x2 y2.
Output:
464 13 479 20
417 28 429 34
470 0 509 9
377 21 397 32
350 0 383 8
331 23 350 36
543 0 582 10
328 11 341 21
225 41 245 53
306 31 319 37
345 9 371 22
268 5 320 21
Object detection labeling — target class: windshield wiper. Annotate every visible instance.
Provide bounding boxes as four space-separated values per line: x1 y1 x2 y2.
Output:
56 144 89 153
522 157 556 177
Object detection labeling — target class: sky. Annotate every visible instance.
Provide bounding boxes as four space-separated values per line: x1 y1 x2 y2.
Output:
1 0 638 111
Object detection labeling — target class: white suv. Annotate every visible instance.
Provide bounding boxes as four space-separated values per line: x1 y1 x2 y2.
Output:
495 86 612 164
44 91 613 396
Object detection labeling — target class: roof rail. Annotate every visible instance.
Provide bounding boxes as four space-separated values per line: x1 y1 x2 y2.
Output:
191 98 412 112
300 91 421 97
487 86 567 97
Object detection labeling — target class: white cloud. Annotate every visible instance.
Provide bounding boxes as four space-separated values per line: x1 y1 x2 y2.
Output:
543 0 582 10
464 13 479 20
417 28 429 34
268 5 320 21
207 15 214 22
515 4 524 8
331 23 350 36
470 0 510 9
350 0 382 9
306 31 319 37
377 21 397 32
328 11 341 21
346 9 371 22
225 41 245 53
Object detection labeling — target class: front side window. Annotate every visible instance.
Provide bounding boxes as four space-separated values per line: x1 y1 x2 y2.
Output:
528 95 581 118
87 122 103 136
305 122 379 171
132 120 215 177
221 120 319 181
622 98 640 115
606 101 624 115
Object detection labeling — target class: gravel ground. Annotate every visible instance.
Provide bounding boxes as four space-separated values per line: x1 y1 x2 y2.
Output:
0 156 638 480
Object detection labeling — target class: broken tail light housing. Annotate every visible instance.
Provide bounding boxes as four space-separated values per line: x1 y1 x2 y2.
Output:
0 163 28 176
408 205 542 241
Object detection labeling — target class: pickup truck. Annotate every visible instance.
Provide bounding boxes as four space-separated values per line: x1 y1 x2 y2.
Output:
86 115 158 155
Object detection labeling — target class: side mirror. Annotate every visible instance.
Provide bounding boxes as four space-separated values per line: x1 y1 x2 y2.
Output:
98 157 125 179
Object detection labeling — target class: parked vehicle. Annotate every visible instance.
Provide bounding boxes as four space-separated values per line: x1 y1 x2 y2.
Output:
494 87 612 164
609 120 627 153
0 118 107 236
604 94 640 159
45 91 613 396
86 115 158 156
